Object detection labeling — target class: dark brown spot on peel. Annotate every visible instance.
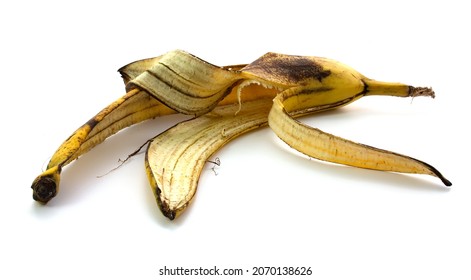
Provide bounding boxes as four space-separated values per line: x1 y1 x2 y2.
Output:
159 198 176 220
242 52 331 85
86 118 99 128
154 186 177 220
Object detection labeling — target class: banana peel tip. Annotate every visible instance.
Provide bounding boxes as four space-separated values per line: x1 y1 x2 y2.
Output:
31 176 57 203
441 177 452 187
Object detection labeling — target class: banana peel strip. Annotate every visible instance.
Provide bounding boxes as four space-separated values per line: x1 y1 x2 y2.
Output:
146 98 272 219
126 50 241 116
31 50 451 220
269 88 452 186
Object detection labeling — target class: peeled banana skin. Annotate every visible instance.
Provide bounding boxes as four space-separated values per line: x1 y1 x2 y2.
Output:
31 50 451 220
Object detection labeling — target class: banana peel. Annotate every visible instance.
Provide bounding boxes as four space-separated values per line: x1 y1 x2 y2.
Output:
146 98 273 219
31 50 451 220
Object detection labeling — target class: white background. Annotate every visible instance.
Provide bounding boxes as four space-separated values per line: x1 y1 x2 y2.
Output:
1 0 469 279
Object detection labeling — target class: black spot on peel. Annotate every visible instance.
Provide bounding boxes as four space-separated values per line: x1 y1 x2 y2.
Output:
243 52 331 84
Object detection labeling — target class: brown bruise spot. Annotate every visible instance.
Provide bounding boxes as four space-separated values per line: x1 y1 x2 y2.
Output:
86 117 99 128
242 52 331 85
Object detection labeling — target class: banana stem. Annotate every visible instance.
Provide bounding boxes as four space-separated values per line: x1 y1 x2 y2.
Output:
364 79 435 99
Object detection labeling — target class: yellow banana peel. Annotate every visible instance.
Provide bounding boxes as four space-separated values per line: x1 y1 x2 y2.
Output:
31 50 451 220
